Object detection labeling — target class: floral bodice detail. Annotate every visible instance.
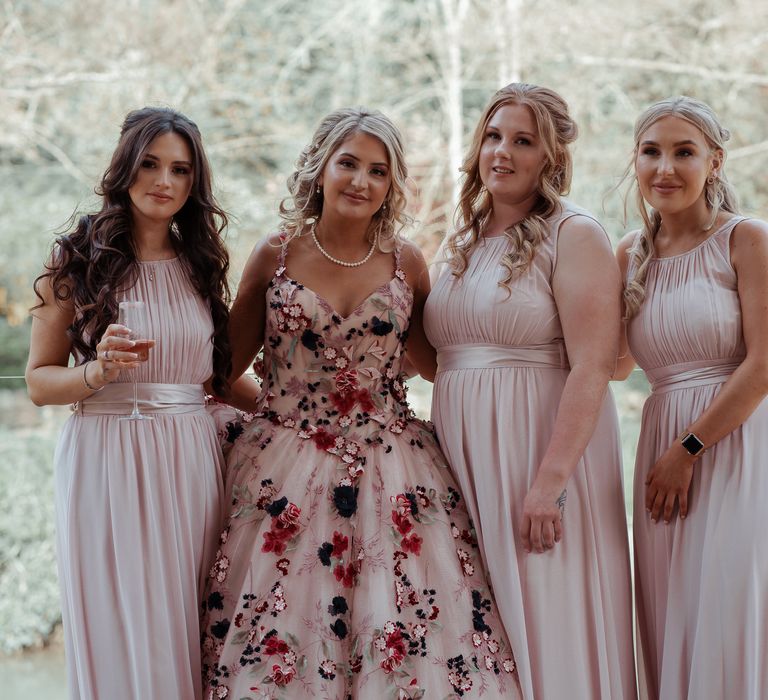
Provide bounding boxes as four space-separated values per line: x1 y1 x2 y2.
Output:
252 247 415 463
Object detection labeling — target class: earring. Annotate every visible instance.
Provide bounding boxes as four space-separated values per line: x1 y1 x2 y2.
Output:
707 173 717 185
316 184 322 194
381 201 388 212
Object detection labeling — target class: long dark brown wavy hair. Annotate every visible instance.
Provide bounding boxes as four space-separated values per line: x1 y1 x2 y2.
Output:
33 106 232 394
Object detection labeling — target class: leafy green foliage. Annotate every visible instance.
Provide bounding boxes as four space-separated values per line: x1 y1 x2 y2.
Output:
0 319 31 390
0 423 60 652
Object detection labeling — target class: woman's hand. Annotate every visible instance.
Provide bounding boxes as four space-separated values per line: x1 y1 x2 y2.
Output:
521 474 568 554
93 324 149 386
645 442 696 523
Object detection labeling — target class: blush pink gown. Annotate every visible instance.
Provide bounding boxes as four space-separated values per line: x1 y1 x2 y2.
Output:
200 244 522 699
54 258 225 700
424 200 637 700
627 216 768 699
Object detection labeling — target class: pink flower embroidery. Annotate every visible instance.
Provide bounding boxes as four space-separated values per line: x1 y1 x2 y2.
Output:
278 503 301 527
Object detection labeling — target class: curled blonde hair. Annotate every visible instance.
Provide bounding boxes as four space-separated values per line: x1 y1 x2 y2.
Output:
279 107 410 249
446 83 577 289
623 95 739 319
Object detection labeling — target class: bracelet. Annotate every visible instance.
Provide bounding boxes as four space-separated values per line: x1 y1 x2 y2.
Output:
82 361 103 392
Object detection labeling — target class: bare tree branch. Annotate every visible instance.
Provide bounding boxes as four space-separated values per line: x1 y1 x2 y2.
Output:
571 55 768 87
729 140 768 160
24 127 90 184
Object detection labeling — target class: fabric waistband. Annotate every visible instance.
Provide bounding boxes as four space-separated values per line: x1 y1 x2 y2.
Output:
646 358 742 394
436 342 569 372
74 382 206 416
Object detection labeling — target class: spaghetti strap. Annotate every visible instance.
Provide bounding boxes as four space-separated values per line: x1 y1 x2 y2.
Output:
393 242 406 281
393 241 402 266
276 234 289 274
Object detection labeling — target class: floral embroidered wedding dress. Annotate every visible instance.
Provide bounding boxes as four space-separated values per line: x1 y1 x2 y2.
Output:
200 242 521 699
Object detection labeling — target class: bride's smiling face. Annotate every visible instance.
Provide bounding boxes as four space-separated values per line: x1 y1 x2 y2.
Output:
318 131 391 224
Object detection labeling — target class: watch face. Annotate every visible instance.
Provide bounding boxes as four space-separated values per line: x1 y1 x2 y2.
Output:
681 433 704 455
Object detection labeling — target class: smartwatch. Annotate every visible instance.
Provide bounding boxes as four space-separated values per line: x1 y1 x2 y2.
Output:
680 432 705 457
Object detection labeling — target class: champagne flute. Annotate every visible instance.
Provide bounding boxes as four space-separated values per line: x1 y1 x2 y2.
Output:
118 300 154 421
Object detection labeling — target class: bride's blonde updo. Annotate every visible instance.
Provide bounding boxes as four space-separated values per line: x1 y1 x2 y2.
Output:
445 82 577 291
278 107 411 250
623 96 739 319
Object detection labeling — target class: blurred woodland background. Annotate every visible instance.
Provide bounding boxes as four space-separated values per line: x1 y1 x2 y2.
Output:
1 0 767 687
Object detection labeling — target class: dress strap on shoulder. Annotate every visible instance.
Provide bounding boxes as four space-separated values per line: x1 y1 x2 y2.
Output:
550 199 607 274
713 215 749 266
555 200 605 236
393 242 406 280
276 233 289 272
719 215 748 237
393 241 402 265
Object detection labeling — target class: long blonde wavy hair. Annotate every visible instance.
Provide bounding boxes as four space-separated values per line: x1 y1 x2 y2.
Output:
623 96 739 319
279 107 410 249
445 83 578 289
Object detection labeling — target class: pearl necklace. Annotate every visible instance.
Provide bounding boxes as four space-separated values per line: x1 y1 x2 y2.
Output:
311 223 379 268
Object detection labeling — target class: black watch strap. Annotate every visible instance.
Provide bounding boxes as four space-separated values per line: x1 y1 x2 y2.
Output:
680 432 705 456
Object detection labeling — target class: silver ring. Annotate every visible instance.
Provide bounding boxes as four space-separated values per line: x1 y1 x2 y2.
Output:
105 349 110 361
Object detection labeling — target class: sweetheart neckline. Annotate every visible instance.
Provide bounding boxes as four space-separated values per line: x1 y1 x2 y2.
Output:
275 271 411 322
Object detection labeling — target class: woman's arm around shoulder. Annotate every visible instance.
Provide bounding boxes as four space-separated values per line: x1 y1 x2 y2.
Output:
398 239 438 382
228 234 284 380
613 231 639 381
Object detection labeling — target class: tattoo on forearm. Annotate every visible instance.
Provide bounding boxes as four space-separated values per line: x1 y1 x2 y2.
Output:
556 489 567 518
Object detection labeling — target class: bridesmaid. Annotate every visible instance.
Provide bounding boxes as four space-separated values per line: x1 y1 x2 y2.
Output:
25 107 254 699
615 96 768 699
424 82 636 699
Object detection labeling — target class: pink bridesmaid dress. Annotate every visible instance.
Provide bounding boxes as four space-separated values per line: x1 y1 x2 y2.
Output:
424 200 637 700
627 216 768 699
54 258 225 699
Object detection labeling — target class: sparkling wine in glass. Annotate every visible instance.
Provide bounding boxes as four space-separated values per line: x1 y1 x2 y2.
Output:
118 300 154 421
